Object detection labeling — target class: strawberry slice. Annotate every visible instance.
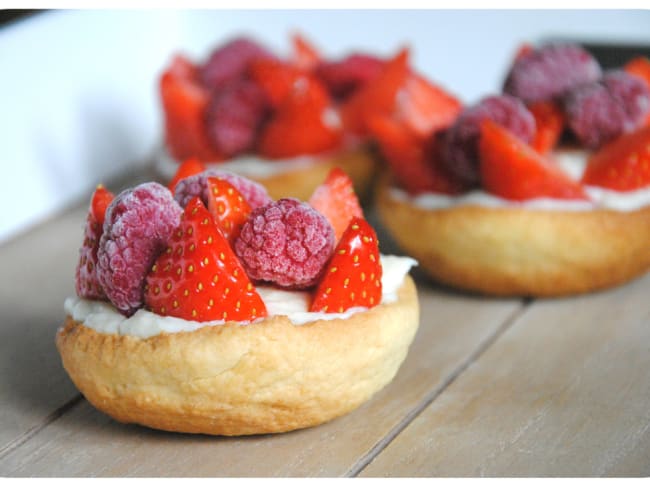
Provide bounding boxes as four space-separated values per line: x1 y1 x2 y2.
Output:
528 100 565 154
625 57 650 126
75 185 115 300
248 58 304 108
479 120 588 201
145 197 267 322
308 168 363 241
206 177 252 244
367 114 467 195
291 32 321 71
160 55 225 162
581 125 650 191
310 217 382 313
168 158 206 193
258 77 342 158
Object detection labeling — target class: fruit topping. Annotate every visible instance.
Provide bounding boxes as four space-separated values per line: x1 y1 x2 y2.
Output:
97 183 183 316
291 32 321 71
206 177 252 244
310 217 382 313
168 158 206 193
309 167 364 241
144 197 267 322
75 185 115 300
443 94 536 186
479 120 588 201
200 37 275 92
581 125 650 191
248 58 305 108
174 169 272 210
160 55 225 162
316 53 385 100
564 70 650 148
257 76 343 158
234 198 336 289
503 43 602 102
205 78 270 157
527 100 566 154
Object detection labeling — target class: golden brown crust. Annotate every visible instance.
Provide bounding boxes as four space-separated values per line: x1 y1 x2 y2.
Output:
244 145 379 202
377 175 650 297
56 277 418 436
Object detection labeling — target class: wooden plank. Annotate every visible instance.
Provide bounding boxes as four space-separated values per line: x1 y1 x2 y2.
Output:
0 285 522 476
360 273 650 477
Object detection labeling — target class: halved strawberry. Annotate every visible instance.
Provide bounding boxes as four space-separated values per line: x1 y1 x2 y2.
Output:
479 120 588 201
291 32 321 71
160 55 225 162
624 57 650 126
308 167 363 241
206 177 252 243
581 125 650 191
248 58 304 108
257 77 342 158
144 197 266 322
310 217 382 313
528 100 565 154
367 114 467 195
168 158 206 193
75 185 115 300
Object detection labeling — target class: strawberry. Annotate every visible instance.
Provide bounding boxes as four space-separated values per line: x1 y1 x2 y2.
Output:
514 43 534 61
248 58 304 108
310 217 382 313
206 177 252 243
479 120 588 201
308 168 363 241
367 114 467 195
581 125 650 191
145 197 266 322
168 158 206 193
291 32 321 71
258 77 342 158
624 56 650 126
527 100 565 154
75 185 115 300
315 53 385 99
160 55 225 162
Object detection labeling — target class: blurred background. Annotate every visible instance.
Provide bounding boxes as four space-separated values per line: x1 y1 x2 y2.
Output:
2 9 650 243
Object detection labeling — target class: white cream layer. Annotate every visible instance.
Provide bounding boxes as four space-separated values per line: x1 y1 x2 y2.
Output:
393 149 650 212
64 255 417 339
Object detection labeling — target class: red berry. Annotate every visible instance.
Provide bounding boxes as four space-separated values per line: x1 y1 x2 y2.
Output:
581 125 650 191
145 197 267 322
75 185 115 300
291 32 321 71
308 168 364 241
479 120 588 201
234 198 336 289
97 183 183 316
206 177 252 244
248 58 305 108
310 217 382 313
168 158 206 193
528 100 565 154
316 53 385 99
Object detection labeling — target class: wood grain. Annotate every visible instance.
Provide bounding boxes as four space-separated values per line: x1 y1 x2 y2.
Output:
360 273 650 477
0 285 521 476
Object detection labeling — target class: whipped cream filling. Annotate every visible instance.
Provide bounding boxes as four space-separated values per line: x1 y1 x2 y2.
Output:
394 148 650 212
64 255 417 339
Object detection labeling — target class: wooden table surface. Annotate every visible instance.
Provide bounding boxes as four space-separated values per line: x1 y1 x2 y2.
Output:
1 172 649 477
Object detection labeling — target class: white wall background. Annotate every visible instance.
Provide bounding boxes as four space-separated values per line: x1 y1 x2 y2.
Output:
2 9 650 243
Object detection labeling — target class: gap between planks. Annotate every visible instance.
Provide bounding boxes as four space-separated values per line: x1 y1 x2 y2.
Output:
346 298 533 477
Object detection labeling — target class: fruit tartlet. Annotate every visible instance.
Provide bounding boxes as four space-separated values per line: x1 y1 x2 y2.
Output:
374 43 650 297
57 168 419 436
157 34 461 202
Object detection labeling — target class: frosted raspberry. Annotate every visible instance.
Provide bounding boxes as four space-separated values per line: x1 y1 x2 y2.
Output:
174 169 272 210
503 43 602 102
97 183 182 316
443 95 536 185
200 37 276 92
205 78 269 157
234 198 335 289
564 70 650 148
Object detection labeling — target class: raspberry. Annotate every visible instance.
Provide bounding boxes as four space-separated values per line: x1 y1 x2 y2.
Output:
503 43 602 102
97 183 182 316
315 53 385 99
564 70 650 148
174 170 272 210
234 198 335 289
205 79 269 157
442 95 536 185
200 37 275 92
